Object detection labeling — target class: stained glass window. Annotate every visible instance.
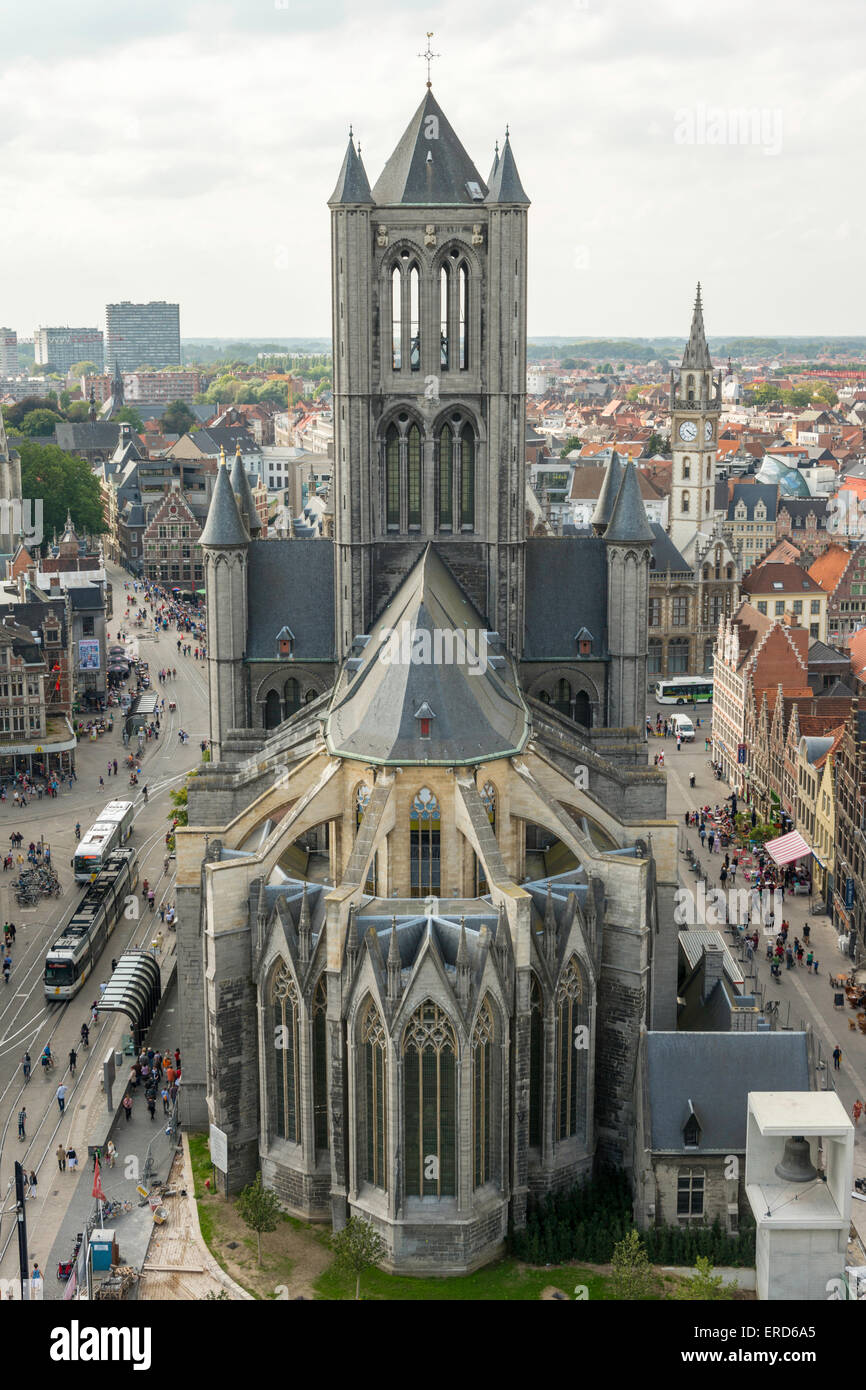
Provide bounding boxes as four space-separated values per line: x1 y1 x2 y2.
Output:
555 956 588 1143
272 961 299 1143
312 976 328 1153
410 788 440 898
472 998 494 1187
403 1001 456 1197
361 1000 387 1190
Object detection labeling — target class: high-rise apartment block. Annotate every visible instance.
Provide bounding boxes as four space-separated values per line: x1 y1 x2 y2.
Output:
0 329 18 376
34 326 104 374
104 301 181 370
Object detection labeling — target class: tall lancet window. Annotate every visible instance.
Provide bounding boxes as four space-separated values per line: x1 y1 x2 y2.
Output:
403 1001 457 1197
271 962 299 1144
391 264 402 370
361 1000 388 1191
440 265 450 370
459 425 475 529
410 787 440 897
555 956 588 1144
438 425 453 529
459 263 469 369
312 976 329 1154
385 424 400 530
472 997 495 1187
407 424 421 528
409 264 420 372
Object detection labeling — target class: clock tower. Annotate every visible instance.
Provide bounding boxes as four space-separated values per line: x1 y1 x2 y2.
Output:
668 284 723 559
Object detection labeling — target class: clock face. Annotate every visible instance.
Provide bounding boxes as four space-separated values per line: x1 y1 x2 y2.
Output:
704 420 714 442
678 420 698 442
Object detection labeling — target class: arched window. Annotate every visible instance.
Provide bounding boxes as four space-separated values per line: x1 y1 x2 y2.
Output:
264 689 281 729
440 265 449 370
705 490 710 512
555 956 588 1143
391 265 402 370
682 490 690 514
438 426 453 529
410 788 440 897
475 782 496 895
687 375 694 402
682 457 691 480
385 424 400 529
459 425 475 529
538 689 551 704
312 976 328 1154
529 975 543 1147
703 639 714 673
407 424 421 528
472 998 495 1187
284 677 300 714
361 999 387 1190
304 688 317 704
271 962 299 1143
409 264 420 372
573 690 591 726
459 263 469 369
403 1001 456 1197
554 678 572 717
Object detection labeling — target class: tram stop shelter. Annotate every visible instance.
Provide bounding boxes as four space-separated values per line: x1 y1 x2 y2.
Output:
97 949 161 1050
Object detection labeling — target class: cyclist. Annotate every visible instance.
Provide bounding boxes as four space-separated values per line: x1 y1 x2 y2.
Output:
41 1044 53 1069
21 1051 31 1080
3 954 11 984
80 1022 89 1048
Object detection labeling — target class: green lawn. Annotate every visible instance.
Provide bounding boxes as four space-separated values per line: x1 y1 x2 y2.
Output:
314 1258 622 1301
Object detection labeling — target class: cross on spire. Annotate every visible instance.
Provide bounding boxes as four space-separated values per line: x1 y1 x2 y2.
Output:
418 31 439 88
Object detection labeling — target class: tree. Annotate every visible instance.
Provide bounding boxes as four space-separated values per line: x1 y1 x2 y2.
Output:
812 383 838 407
626 386 642 402
69 361 99 378
644 431 670 457
559 435 582 458
18 439 106 537
18 408 62 436
781 387 812 409
609 1229 657 1301
751 383 782 406
235 1172 281 1267
65 402 93 423
330 1216 387 1300
4 396 60 428
671 1256 734 1300
160 400 196 435
115 406 144 432
59 390 72 411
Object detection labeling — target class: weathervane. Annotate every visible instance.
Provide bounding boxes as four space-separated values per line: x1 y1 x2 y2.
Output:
418 31 439 88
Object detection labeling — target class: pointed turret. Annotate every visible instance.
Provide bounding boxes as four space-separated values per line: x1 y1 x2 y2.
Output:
487 139 500 186
681 282 712 371
456 916 471 1005
345 903 359 974
88 386 97 423
485 130 530 205
201 448 248 548
230 442 262 535
328 131 373 206
387 918 402 1000
0 405 8 460
604 461 654 544
590 450 624 535
111 358 124 406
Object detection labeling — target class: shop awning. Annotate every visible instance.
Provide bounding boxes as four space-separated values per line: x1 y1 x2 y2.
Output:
765 830 811 866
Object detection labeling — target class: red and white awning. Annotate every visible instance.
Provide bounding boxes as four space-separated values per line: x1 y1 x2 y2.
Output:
764 830 811 866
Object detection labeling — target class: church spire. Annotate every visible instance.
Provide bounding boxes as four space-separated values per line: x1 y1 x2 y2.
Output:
681 282 712 370
485 130 530 205
328 133 373 206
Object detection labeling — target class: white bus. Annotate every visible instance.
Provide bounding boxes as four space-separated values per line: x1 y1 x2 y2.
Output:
72 800 134 881
654 676 714 706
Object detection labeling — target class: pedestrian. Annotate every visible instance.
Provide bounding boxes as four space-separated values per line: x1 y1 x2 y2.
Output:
66 1147 77 1172
147 1094 156 1121
113 760 118 776
27 1170 37 1199
122 1093 133 1122
31 1263 41 1283
56 1144 66 1173
161 1088 170 1114
99 776 104 790
833 1044 842 1071
107 1140 117 1168
55 1081 68 1114
68 1048 76 1075
854 1100 863 1126
91 1146 102 1171
17 1106 26 1140
813 957 819 975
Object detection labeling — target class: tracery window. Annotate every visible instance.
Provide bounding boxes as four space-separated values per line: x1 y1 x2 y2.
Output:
272 962 299 1143
409 264 420 371
438 425 453 528
391 265 402 370
555 956 588 1143
410 788 440 897
440 265 450 369
472 998 495 1187
361 1000 387 1190
385 424 400 529
459 263 469 369
312 976 328 1153
529 975 543 1147
403 1001 457 1197
407 424 421 527
459 425 475 528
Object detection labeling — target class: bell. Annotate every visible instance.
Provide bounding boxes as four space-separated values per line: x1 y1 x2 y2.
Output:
774 1136 817 1184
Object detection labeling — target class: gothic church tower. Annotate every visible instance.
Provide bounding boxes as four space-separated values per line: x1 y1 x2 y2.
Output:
668 285 723 560
329 88 530 657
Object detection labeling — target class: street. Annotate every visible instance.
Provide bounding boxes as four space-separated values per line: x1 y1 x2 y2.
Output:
0 561 209 1284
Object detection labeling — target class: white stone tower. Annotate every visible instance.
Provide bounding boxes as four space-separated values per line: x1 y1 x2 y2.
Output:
668 284 723 560
329 89 530 658
199 449 249 758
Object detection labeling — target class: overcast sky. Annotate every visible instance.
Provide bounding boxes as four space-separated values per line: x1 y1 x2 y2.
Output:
0 0 863 340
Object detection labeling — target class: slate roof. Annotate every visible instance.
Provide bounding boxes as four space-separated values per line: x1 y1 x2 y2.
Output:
741 563 824 595
199 463 248 548
645 1031 810 1152
68 586 102 610
604 461 655 543
778 496 829 524
229 449 262 534
590 451 624 532
55 422 121 451
371 90 488 207
728 482 778 521
523 537 607 660
650 523 690 573
329 135 373 205
324 545 529 765
485 134 529 205
245 539 335 661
